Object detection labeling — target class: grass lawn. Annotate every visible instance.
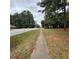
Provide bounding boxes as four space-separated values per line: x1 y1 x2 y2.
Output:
43 29 69 59
10 30 40 59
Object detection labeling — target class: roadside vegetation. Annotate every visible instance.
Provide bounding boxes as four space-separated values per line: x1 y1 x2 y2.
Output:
43 29 69 59
10 10 40 28
38 0 69 30
10 30 40 59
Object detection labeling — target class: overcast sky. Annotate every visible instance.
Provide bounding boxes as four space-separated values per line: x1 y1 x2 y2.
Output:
10 0 44 26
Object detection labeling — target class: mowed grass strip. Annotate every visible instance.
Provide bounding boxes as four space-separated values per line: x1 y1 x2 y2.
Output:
43 29 69 59
10 30 40 59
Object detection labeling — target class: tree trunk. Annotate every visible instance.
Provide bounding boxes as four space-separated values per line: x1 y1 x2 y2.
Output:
63 0 66 30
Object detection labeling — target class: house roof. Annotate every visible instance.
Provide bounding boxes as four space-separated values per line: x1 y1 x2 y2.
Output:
10 25 16 27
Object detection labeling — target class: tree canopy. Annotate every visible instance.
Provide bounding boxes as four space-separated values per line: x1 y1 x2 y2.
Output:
38 0 69 29
10 10 36 28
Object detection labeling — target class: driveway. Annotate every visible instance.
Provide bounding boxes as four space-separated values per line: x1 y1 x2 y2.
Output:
10 28 38 36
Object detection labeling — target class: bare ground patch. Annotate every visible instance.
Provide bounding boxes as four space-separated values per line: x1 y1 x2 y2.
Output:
43 29 69 59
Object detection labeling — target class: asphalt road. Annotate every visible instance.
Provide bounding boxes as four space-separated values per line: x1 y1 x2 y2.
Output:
10 28 38 36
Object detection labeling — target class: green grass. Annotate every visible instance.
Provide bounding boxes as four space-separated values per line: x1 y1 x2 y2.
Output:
10 30 40 59
43 29 69 59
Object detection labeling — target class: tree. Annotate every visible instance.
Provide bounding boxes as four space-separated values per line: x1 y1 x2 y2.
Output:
38 0 69 30
10 10 35 28
41 20 45 28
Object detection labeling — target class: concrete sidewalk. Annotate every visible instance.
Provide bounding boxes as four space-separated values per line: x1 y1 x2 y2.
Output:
31 30 51 59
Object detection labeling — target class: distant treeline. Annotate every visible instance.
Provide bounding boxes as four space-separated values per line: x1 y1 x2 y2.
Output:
41 12 69 28
10 10 40 28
